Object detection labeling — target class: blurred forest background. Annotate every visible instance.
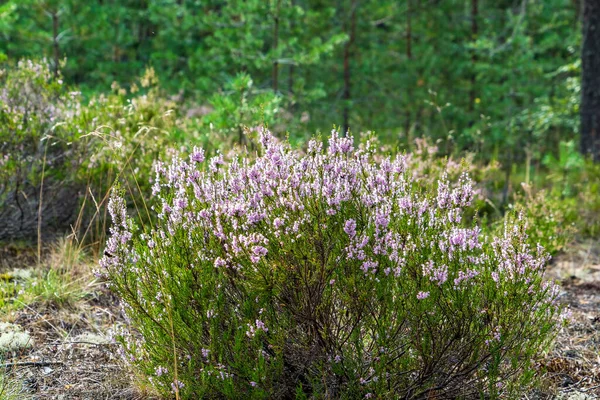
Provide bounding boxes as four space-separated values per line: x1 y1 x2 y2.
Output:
0 0 598 244
0 0 585 155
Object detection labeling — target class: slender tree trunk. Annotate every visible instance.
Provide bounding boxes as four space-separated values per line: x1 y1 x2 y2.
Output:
52 11 60 79
273 0 281 92
469 0 478 116
288 0 295 97
406 0 412 59
342 1 357 135
581 0 600 161
405 0 412 139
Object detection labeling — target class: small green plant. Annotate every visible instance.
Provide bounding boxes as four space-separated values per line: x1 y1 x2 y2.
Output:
0 238 93 312
508 184 576 256
28 238 93 308
542 140 585 198
201 72 282 146
0 368 24 400
29 268 87 308
518 141 600 241
0 351 27 400
101 130 565 399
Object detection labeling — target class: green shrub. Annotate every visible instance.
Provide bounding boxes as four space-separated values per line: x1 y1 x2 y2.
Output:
0 59 82 240
101 130 564 398
0 60 210 245
504 141 600 253
541 141 600 238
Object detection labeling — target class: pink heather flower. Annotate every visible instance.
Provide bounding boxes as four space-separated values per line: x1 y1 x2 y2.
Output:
175 197 188 210
453 269 480 287
493 327 501 341
214 257 227 268
252 246 268 257
431 265 448 286
171 380 185 392
191 146 205 163
246 319 268 337
255 319 268 332
344 219 357 237
250 255 260 264
417 291 430 300
375 211 389 228
491 271 499 282
108 194 128 228
209 154 224 172
361 260 378 274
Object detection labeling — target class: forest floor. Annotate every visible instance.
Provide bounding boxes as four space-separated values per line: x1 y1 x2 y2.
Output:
0 239 598 399
535 239 600 399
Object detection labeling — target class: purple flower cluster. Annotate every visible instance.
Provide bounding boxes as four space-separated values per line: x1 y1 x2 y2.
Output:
246 319 269 338
103 128 561 304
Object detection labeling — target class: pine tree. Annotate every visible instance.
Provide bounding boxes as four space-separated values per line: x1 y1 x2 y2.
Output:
581 0 600 161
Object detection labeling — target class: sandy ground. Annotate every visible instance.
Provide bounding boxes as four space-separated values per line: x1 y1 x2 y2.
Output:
534 239 600 399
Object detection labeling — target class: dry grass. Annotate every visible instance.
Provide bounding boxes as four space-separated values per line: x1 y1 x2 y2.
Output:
0 239 151 399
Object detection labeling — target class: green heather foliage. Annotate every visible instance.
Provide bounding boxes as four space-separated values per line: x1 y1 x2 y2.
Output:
100 131 565 399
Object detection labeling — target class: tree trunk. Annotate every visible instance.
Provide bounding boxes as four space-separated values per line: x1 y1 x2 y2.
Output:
273 0 281 92
406 0 412 59
342 1 357 135
52 11 60 79
581 0 600 161
405 0 412 139
469 0 478 116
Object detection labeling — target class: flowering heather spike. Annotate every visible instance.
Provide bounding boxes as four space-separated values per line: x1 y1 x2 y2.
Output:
344 219 357 237
102 129 564 399
417 291 430 300
190 146 205 163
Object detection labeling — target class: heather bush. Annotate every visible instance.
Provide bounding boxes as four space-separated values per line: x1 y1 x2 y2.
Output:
100 130 564 399
0 59 83 240
0 60 211 244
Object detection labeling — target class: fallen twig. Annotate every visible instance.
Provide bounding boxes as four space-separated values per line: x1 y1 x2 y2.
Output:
2 361 63 369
